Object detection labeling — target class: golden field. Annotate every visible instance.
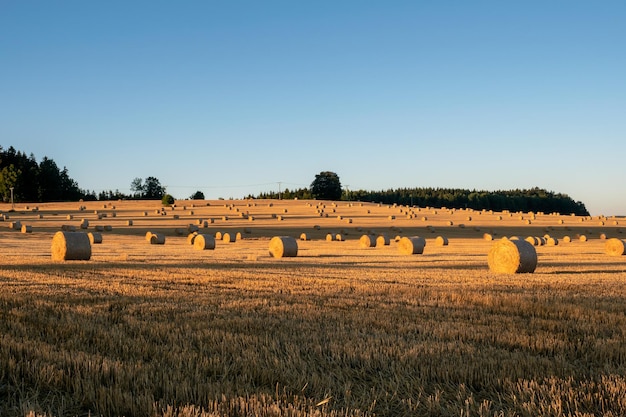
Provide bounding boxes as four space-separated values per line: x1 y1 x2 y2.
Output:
1 199 625 417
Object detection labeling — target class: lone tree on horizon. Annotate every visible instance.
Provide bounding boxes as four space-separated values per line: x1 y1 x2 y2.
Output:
310 171 342 200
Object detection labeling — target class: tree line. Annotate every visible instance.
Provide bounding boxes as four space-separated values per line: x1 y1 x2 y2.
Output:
254 186 588 216
0 148 589 216
0 146 89 203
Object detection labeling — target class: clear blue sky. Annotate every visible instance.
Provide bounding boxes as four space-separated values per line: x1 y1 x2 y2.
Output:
1 1 624 215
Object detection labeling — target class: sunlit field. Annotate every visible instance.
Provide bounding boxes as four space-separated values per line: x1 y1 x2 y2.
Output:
1 200 625 417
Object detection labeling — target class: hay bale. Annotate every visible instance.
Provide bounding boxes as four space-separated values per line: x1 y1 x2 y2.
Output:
600 233 607 240
359 234 376 248
236 232 243 241
483 233 493 241
61 224 76 232
149 233 166 245
435 236 448 246
215 231 223 240
127 220 134 226
193 234 216 251
487 239 537 274
10 221 22 230
145 231 154 242
94 225 104 232
66 214 73 220
605 238 626 256
398 236 426 255
269 236 298 258
376 235 390 247
103 225 113 232
187 233 198 244
546 237 558 246
51 231 91 261
222 232 235 243
21 225 33 233
300 233 308 241
188 224 199 233
563 236 571 243
335 233 345 241
326 233 335 241
80 219 89 229
579 235 588 242
525 236 539 246
88 232 103 244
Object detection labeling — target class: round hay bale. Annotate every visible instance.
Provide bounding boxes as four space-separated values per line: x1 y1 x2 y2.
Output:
88 232 103 244
269 236 298 258
359 234 376 248
605 238 626 256
546 237 558 246
236 232 243 241
150 233 166 245
66 214 73 220
51 231 91 261
599 233 607 240
94 225 104 232
187 233 198 245
215 231 223 240
579 235 588 242
525 236 539 246
483 233 493 241
563 236 571 243
104 225 113 232
299 233 308 241
488 239 537 274
80 219 89 229
21 225 33 233
326 233 335 241
435 236 448 246
222 232 235 243
127 220 134 226
145 231 154 242
376 235 390 247
398 236 426 255
188 224 199 233
61 224 76 232
335 233 345 241
194 234 216 251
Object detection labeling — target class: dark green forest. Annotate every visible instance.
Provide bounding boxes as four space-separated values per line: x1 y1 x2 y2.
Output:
253 186 589 216
0 146 93 203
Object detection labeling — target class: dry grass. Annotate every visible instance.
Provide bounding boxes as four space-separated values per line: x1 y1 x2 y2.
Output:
1 200 626 416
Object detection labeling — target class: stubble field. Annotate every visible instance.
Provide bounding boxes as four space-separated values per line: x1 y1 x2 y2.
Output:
1 200 625 417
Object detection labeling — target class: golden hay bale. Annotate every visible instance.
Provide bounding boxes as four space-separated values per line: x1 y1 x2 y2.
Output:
236 232 243 240
599 233 607 240
80 219 89 229
563 236 571 243
488 239 537 274
51 231 91 261
579 235 588 242
21 225 33 233
525 236 539 246
222 233 235 243
446 221 453 226
359 234 376 248
187 233 198 245
435 236 448 246
483 233 493 241
546 237 558 246
88 232 103 244
376 235 390 247
605 238 626 256
215 231 222 240
66 214 73 220
300 233 308 241
326 233 335 241
334 233 344 241
193 234 216 251
398 236 426 255
269 236 298 258
150 233 166 245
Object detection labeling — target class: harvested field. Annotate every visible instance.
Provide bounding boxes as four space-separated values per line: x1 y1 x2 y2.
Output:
1 200 625 417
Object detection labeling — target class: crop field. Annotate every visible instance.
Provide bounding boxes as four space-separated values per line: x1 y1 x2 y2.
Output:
1 200 625 417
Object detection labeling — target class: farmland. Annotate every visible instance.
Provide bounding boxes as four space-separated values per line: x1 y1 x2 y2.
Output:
1 200 625 417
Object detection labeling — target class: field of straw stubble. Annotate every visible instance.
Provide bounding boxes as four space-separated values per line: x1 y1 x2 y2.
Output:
1 200 625 417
